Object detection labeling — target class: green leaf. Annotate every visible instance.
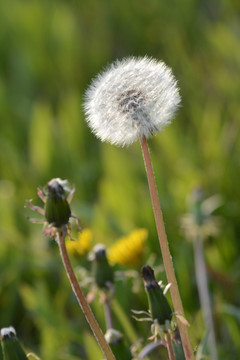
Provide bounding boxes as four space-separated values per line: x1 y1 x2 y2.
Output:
0 341 3 360
196 331 210 360
221 304 240 320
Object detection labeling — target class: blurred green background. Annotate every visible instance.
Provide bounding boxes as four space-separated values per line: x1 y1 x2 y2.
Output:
0 0 240 359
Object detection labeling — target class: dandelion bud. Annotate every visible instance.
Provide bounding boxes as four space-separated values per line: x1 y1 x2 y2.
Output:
0 327 28 360
91 244 114 289
142 265 172 325
105 329 132 360
45 178 71 227
84 56 180 146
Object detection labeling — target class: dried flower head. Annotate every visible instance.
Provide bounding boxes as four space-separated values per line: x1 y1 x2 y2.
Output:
84 57 180 146
27 178 80 239
181 189 222 241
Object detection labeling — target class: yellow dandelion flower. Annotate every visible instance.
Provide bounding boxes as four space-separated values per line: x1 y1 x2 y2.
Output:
66 229 92 257
108 229 148 267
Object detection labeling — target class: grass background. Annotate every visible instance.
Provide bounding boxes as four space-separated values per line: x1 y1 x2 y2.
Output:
0 0 240 359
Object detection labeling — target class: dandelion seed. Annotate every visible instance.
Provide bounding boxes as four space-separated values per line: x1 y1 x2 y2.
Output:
84 57 180 146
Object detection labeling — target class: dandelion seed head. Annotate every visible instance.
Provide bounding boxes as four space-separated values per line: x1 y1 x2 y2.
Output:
84 57 181 146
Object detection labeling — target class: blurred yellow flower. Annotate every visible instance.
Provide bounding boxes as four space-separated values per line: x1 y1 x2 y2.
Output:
108 229 148 267
66 229 92 256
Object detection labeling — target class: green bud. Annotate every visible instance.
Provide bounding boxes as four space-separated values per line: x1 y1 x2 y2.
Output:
141 265 172 325
105 329 132 360
91 244 114 289
45 178 71 228
0 327 28 360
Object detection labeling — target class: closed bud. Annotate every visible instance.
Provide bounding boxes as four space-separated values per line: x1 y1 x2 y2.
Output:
0 327 28 360
142 265 172 325
105 329 132 360
45 178 71 228
91 244 114 289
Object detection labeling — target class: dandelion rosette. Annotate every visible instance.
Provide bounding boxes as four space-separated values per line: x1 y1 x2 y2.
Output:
84 57 180 146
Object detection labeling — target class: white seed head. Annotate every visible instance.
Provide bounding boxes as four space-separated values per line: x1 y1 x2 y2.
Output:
84 57 181 147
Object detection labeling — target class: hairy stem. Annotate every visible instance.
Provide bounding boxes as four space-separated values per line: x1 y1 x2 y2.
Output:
57 230 116 360
140 136 194 360
194 234 218 360
165 333 175 360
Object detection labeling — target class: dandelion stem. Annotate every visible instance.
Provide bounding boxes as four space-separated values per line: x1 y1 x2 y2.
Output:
165 333 175 360
194 234 218 360
104 297 114 330
140 136 194 360
57 230 116 360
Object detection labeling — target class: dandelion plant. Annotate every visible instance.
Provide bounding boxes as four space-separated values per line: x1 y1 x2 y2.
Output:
84 56 193 359
27 178 116 360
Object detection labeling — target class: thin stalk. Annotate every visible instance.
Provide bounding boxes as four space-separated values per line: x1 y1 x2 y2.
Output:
140 136 194 360
194 234 218 360
104 297 114 330
111 298 139 343
57 230 116 360
165 333 175 360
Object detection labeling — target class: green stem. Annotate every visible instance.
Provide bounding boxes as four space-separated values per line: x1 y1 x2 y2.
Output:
104 297 114 330
165 333 175 360
57 230 116 360
194 234 218 360
140 136 194 360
